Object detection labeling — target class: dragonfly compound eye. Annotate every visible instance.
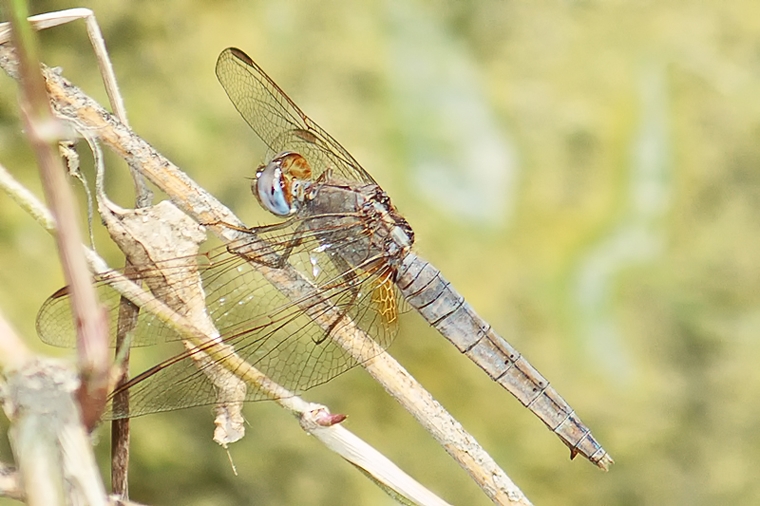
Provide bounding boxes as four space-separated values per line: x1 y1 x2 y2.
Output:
253 159 293 216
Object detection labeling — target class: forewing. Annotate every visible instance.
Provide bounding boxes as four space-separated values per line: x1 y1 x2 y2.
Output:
215 47 375 184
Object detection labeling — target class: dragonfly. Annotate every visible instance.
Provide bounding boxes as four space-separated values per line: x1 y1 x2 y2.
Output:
37 47 612 470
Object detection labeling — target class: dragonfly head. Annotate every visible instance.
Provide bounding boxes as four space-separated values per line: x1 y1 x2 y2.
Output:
253 151 314 216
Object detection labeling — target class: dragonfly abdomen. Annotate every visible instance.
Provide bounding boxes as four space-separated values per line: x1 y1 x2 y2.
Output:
396 252 613 470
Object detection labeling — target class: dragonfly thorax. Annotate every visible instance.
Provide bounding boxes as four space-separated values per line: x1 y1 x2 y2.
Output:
301 179 415 275
253 151 314 216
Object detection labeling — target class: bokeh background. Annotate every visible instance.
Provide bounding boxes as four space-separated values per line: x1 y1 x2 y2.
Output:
2 0 760 504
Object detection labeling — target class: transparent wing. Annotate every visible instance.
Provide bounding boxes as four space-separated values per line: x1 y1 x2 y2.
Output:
215 47 376 185
36 226 402 418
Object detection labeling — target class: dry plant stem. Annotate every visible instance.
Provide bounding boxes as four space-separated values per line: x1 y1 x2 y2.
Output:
6 359 109 506
0 310 107 505
0 47 531 506
1 3 109 429
301 414 452 506
0 307 33 377
110 303 132 498
0 162 56 230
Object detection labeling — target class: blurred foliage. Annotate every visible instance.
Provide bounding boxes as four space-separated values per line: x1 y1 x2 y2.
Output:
2 0 760 504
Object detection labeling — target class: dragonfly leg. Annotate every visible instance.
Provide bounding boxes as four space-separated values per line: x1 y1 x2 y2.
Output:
226 218 307 269
201 219 251 233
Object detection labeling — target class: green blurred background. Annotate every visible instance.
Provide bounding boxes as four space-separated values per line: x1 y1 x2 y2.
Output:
2 0 760 504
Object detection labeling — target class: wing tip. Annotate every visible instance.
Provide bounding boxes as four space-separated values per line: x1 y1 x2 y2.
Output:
226 47 254 66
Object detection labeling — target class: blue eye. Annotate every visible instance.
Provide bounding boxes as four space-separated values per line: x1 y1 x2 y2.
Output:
253 162 292 216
